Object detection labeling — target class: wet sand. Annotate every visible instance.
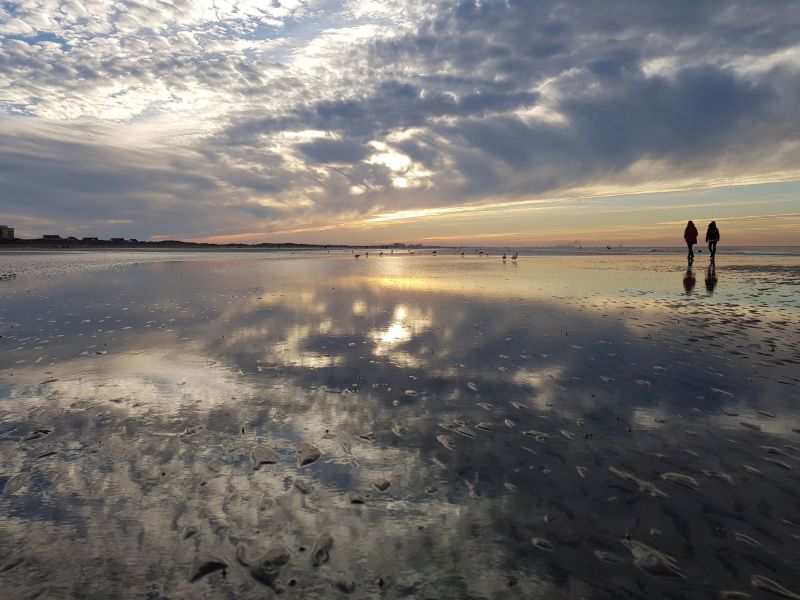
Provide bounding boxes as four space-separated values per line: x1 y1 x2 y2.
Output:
1 251 799 599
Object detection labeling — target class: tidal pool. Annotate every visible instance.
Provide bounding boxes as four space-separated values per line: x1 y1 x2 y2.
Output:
1 251 799 599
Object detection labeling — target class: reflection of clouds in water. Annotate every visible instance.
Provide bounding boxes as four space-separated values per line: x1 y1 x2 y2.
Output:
2 378 565 597
511 366 565 411
1 254 800 598
4 348 249 418
708 407 800 440
630 406 672 430
351 299 367 315
265 323 344 369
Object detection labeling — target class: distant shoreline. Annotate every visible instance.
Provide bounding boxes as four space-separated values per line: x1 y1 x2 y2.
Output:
2 242 798 256
5 238 798 252
0 240 430 251
1 245 340 252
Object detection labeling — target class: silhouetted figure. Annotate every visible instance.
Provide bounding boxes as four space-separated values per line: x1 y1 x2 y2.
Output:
706 221 720 262
705 264 718 294
684 220 698 266
683 268 696 294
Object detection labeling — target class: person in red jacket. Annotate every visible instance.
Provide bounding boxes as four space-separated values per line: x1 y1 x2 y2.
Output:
683 220 698 265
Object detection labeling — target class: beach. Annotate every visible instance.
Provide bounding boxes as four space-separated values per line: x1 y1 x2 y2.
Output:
1 249 799 599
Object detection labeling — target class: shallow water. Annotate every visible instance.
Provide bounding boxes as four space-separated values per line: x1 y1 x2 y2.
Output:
1 251 799 599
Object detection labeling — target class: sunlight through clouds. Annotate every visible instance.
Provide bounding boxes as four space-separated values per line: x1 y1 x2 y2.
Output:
1 0 799 244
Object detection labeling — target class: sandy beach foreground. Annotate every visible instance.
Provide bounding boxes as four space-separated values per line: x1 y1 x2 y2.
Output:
1 251 799 599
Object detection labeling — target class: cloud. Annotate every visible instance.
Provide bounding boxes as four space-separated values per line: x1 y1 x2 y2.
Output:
0 119 295 238
1 0 799 241
297 137 370 163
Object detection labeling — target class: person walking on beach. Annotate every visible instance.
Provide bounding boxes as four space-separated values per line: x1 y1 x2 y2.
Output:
683 220 698 265
706 221 720 262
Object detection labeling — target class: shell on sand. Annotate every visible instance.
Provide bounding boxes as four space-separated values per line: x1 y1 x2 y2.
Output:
609 466 669 499
298 442 321 466
311 532 334 567
436 434 456 451
660 472 700 490
621 539 684 578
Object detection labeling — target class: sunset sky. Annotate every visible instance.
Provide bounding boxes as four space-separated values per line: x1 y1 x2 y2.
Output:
1 0 799 246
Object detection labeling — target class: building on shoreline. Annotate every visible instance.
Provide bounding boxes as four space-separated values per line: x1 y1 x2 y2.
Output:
0 225 14 239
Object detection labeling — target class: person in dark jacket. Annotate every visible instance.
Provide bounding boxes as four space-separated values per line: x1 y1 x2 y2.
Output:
683 220 698 265
706 221 720 262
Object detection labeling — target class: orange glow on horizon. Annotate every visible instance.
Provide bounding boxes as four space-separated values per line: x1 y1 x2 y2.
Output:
167 181 800 247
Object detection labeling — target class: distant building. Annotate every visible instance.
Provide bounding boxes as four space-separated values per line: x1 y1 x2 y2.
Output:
0 225 13 239
110 237 125 242
42 234 61 240
82 237 99 241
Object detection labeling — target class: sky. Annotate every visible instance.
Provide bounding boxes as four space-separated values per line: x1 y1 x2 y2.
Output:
1 0 799 246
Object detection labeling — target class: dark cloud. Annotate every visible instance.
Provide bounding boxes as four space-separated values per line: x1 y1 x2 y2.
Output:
430 65 783 199
297 138 370 163
561 66 776 163
225 79 540 145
